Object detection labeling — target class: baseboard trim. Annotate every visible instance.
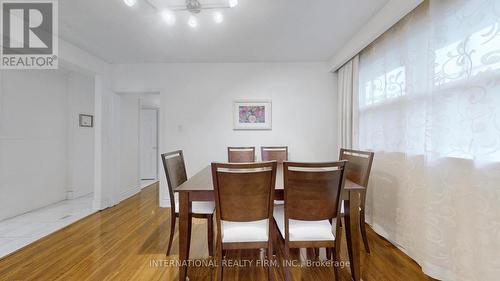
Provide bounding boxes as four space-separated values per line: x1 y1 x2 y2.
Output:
66 191 93 200
117 186 142 203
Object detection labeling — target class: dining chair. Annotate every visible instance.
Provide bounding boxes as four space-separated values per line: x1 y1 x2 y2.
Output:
211 161 278 281
339 148 374 254
274 161 347 281
261 146 288 163
261 146 288 205
227 146 256 163
161 150 215 256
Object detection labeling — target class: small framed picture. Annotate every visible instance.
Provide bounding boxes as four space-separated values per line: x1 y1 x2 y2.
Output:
233 100 272 130
79 114 94 127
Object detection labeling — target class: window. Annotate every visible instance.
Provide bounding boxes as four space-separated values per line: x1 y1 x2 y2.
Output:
360 66 406 108
434 23 500 86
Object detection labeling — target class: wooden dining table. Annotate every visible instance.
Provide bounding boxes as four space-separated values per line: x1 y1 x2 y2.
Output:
174 163 365 281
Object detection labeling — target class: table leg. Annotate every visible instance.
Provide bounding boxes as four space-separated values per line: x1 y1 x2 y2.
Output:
344 191 362 281
179 192 192 281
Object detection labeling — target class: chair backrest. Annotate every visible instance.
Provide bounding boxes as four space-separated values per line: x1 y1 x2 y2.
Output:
227 147 256 163
161 150 188 211
261 146 288 163
284 161 346 221
339 148 374 188
211 161 277 222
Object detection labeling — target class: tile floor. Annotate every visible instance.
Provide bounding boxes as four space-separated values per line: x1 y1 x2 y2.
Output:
0 193 94 258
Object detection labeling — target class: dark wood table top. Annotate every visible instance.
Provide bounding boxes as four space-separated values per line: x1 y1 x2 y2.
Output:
175 164 365 192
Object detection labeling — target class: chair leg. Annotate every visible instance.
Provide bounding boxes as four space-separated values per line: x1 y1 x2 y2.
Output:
207 215 214 256
359 209 370 254
267 221 275 281
326 217 334 260
330 217 345 262
306 248 315 260
335 226 343 261
332 247 340 281
217 240 224 281
166 213 176 256
334 219 343 280
267 245 274 281
272 219 277 256
284 241 291 281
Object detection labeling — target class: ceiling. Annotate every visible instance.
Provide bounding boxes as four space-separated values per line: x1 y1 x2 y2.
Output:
59 0 388 63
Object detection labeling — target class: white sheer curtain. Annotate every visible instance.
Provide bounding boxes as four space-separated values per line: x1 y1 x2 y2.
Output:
358 0 500 280
337 55 359 149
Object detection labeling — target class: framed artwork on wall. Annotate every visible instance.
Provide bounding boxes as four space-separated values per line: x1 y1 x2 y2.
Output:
233 100 272 130
79 114 94 128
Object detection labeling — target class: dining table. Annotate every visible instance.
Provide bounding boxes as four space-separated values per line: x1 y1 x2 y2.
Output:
174 163 365 281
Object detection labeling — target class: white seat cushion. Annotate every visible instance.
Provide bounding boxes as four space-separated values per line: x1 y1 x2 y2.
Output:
174 201 215 214
173 193 215 214
273 205 335 241
221 219 269 243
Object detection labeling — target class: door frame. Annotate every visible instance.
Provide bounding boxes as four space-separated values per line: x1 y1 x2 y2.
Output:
139 103 160 182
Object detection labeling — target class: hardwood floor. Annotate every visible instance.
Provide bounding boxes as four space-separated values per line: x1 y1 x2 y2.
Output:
0 183 435 281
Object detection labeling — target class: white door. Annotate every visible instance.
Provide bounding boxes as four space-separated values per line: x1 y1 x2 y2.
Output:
140 109 158 180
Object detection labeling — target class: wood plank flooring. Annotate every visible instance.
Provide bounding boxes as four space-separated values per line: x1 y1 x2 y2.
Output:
0 183 436 281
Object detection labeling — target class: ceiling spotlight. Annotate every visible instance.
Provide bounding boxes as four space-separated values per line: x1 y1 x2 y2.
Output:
161 9 176 25
213 12 223 24
123 0 137 7
125 0 236 27
228 0 238 8
188 15 198 28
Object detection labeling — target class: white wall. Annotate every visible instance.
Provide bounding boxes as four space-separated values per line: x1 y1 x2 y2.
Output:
113 62 337 207
0 38 119 214
118 95 140 201
67 72 95 199
98 89 121 209
0 70 68 221
95 93 154 205
0 69 95 221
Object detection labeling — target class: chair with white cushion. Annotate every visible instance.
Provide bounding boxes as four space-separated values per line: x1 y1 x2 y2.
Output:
275 161 347 281
211 161 277 281
161 150 215 256
339 148 374 254
261 146 288 163
261 146 288 205
227 146 256 163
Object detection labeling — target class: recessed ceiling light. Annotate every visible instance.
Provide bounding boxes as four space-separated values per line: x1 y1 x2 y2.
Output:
123 0 137 7
161 9 176 25
188 15 198 28
213 12 223 24
228 0 238 8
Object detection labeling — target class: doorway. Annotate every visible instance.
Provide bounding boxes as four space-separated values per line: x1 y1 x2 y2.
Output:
140 108 159 181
